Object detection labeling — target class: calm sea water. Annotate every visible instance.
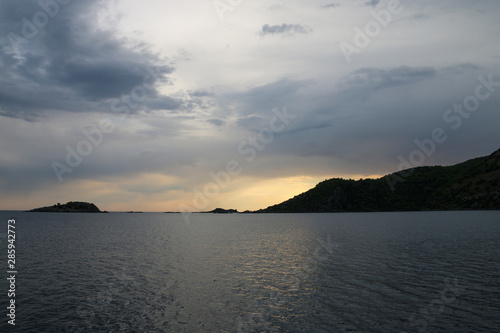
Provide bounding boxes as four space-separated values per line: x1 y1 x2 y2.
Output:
0 211 499 332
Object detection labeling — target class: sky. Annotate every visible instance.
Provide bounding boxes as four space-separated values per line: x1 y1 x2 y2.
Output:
0 0 499 212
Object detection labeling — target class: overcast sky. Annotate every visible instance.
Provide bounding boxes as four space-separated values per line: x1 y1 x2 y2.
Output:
1 0 499 211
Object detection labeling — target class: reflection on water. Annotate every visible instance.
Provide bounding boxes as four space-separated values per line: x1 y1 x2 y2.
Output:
0 211 499 332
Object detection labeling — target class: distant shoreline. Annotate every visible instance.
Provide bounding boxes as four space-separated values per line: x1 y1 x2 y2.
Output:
2 209 499 214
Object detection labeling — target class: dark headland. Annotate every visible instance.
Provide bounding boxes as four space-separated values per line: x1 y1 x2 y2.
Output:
256 148 500 213
28 201 104 213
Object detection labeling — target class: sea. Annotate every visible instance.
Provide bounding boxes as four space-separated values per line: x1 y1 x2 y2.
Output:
0 211 499 332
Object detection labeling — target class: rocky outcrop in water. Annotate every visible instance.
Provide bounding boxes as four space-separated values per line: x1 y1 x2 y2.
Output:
29 201 103 213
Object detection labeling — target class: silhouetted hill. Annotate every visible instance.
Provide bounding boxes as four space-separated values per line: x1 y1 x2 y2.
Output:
258 149 500 213
29 201 103 213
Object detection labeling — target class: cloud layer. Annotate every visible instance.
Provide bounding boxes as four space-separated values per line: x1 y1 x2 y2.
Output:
0 0 181 118
259 23 313 36
1 0 499 211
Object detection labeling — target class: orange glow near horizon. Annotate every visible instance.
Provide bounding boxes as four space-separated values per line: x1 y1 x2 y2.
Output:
2 173 386 212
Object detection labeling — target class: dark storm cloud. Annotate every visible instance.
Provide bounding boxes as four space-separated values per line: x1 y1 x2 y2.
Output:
259 23 313 36
48 60 171 100
0 0 178 118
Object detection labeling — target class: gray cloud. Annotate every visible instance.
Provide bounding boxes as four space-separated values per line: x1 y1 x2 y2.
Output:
0 0 499 211
364 0 380 7
224 64 498 175
144 96 184 111
226 79 312 121
409 13 430 21
1 62 499 206
0 0 179 119
338 66 437 91
259 23 313 36
190 90 214 98
321 3 340 9
206 119 225 127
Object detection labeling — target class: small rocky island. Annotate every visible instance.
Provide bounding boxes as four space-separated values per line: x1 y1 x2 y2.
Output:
204 208 239 214
28 201 104 213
